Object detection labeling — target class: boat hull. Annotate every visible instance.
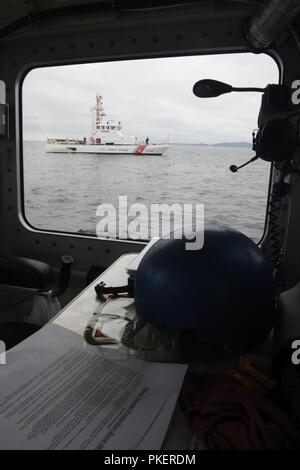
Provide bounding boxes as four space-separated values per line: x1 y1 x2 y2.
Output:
46 143 168 155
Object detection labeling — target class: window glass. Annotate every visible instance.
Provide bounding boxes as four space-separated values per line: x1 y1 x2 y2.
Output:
22 53 278 241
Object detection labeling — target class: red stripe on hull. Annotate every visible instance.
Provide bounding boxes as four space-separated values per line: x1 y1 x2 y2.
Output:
135 144 147 154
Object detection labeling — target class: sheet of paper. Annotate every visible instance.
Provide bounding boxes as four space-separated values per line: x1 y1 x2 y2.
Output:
136 383 186 450
0 324 187 450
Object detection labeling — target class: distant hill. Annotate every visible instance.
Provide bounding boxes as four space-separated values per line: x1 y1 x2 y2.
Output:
172 142 252 148
213 142 252 148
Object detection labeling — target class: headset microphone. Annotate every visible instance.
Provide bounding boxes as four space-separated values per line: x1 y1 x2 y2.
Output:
229 155 259 173
193 80 297 174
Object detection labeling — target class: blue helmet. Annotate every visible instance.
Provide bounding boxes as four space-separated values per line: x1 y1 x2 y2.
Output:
135 224 275 354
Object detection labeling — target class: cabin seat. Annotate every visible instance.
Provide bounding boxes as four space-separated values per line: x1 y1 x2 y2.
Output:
0 255 53 349
0 255 53 288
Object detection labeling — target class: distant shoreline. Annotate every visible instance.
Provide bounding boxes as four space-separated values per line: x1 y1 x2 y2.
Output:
24 140 252 149
170 142 252 148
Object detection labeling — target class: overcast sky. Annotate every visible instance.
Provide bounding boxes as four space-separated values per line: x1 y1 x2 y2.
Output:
22 53 278 144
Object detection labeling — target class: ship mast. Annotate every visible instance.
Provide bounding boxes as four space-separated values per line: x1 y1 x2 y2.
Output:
91 93 106 135
95 93 106 127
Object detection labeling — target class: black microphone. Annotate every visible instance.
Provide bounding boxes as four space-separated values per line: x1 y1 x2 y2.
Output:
229 155 259 173
193 79 265 98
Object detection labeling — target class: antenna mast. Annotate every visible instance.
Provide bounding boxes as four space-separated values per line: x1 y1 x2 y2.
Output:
95 93 106 126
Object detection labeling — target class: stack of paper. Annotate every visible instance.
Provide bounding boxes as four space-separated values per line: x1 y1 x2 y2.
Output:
0 324 187 450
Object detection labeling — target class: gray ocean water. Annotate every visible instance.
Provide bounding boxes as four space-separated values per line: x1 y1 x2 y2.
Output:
23 141 270 242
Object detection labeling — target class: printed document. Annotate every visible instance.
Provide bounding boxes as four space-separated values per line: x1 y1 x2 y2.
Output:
0 324 187 449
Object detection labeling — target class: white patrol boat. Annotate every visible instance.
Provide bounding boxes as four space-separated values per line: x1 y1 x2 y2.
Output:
46 94 168 156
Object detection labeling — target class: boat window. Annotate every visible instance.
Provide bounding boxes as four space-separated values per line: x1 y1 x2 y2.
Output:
22 54 278 242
